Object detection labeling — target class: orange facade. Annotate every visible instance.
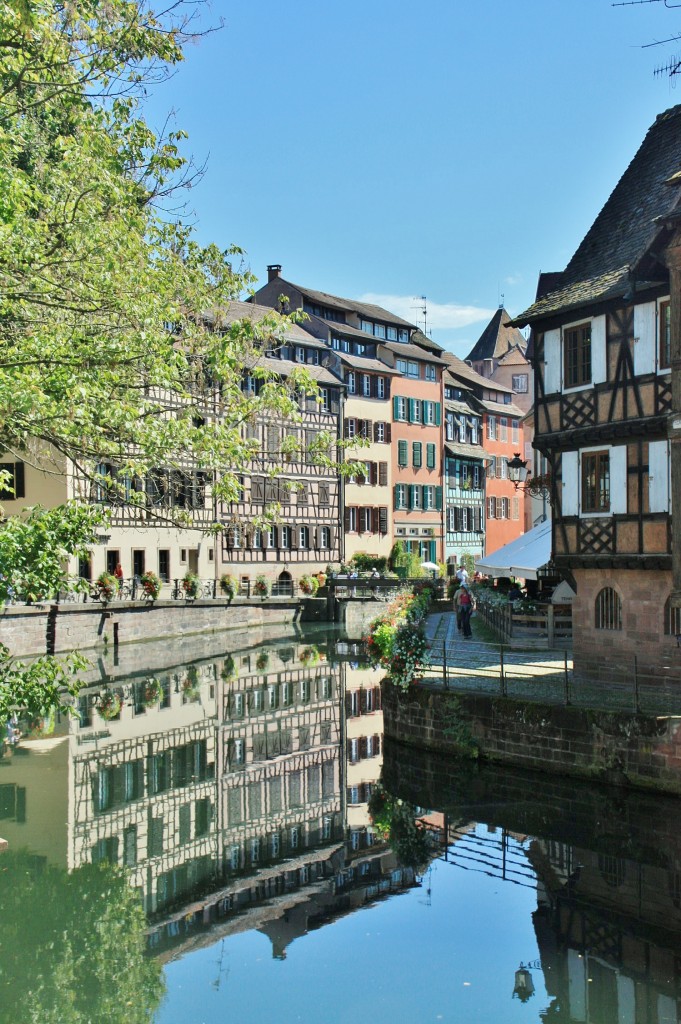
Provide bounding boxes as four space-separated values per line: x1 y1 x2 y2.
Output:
483 409 526 555
390 361 444 562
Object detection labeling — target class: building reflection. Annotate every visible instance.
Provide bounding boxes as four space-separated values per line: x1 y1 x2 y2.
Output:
383 746 681 1024
0 631 420 961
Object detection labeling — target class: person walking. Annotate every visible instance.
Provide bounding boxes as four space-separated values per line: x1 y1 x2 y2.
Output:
457 584 475 639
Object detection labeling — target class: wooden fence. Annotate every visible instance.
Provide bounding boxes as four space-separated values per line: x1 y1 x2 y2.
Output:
476 599 572 649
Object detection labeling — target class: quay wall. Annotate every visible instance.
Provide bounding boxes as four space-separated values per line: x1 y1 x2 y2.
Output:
0 598 323 657
382 683 681 798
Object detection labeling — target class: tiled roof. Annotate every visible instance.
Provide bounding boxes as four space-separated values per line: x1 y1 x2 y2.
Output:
381 340 448 365
514 104 681 326
445 399 478 415
292 283 416 328
465 308 527 363
481 397 525 417
441 351 513 393
214 300 323 345
444 442 488 461
334 351 400 374
258 354 342 386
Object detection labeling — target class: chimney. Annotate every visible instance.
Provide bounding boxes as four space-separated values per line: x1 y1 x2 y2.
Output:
267 264 282 283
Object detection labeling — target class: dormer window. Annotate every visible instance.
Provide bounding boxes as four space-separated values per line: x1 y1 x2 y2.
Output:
360 320 373 335
296 346 306 363
398 329 409 343
374 324 386 340
387 326 397 341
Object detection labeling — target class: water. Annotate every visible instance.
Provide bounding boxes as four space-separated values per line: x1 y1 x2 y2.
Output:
0 623 680 1024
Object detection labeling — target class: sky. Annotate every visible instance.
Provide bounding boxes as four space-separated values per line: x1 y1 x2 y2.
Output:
144 0 681 358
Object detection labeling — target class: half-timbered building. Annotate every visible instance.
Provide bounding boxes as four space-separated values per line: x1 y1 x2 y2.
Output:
513 103 681 683
217 301 344 590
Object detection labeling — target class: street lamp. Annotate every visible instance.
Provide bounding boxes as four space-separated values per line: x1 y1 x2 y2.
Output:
506 453 551 499
512 963 536 1002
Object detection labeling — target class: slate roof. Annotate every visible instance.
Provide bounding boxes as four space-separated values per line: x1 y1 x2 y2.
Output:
441 351 513 394
465 308 527 363
381 340 448 366
334 351 400 374
445 442 488 461
514 104 681 326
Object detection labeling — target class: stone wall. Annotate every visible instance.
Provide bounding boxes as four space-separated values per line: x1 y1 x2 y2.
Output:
0 598 303 657
572 568 679 684
382 683 681 797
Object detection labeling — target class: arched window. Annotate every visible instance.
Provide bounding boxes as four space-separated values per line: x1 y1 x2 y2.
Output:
663 595 681 637
595 587 622 630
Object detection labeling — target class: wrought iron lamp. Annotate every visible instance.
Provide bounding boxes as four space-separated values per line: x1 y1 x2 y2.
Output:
512 963 536 1002
506 453 551 499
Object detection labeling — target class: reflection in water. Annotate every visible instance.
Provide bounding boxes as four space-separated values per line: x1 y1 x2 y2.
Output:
2 627 681 1022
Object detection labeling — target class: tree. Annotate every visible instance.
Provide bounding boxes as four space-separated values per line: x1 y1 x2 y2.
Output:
0 1 337 717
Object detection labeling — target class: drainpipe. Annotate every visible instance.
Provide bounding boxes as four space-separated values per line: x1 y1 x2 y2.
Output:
664 224 681 607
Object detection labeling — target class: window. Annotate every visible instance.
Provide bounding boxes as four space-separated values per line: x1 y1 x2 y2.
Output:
512 374 528 393
0 461 25 501
280 525 291 549
511 419 519 445
375 422 386 443
487 416 496 441
296 346 306 363
397 439 408 467
158 550 170 582
299 525 310 548
396 358 419 379
412 441 422 468
376 376 386 398
595 587 622 630
470 420 479 445
664 596 681 636
320 526 331 548
424 401 436 425
346 418 356 439
386 326 397 341
500 417 508 442
445 415 455 441
395 484 407 509
360 320 373 334
347 507 357 532
425 364 436 381
512 496 520 521
423 485 435 509
411 399 422 423
582 450 609 513
564 322 592 387
426 443 436 469
410 486 422 510
398 329 409 342
362 375 371 397
347 371 356 395
395 397 407 421
458 416 466 442
660 300 671 370
487 497 496 519
320 387 330 412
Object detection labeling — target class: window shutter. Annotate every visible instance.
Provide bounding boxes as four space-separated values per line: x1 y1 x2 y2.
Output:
290 523 299 548
398 440 408 467
422 486 429 510
379 507 388 534
385 423 391 442
384 377 391 399
252 476 265 502
475 506 483 531
427 443 436 469
409 484 416 510
379 462 388 486
360 688 368 713
496 497 503 518
359 736 368 759
344 508 351 531
435 486 442 511
408 398 416 423
373 422 380 442
364 419 373 438
13 461 25 499
393 396 400 420
413 442 422 468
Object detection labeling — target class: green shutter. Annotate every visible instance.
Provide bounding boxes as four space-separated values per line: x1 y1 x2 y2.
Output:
408 398 416 423
422 486 429 510
393 395 400 420
427 443 436 469
435 403 441 426
435 486 443 511
398 439 408 467
408 484 416 510
412 441 422 468
393 485 400 510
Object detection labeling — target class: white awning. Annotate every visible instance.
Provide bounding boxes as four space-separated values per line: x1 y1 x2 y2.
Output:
475 520 552 581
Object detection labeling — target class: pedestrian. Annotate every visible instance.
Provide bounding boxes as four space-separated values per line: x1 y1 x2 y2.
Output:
453 581 465 632
458 584 475 639
114 562 124 592
456 565 469 585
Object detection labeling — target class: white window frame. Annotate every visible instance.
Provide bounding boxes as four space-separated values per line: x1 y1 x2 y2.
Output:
487 415 496 441
376 376 386 399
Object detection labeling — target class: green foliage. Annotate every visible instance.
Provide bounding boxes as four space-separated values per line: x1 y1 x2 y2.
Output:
0 852 164 1023
0 643 86 723
299 574 319 596
368 785 432 872
388 541 407 571
458 552 476 576
364 588 432 689
0 504 104 604
181 572 200 598
350 553 387 574
253 574 270 598
140 570 161 599
219 573 238 599
96 571 118 601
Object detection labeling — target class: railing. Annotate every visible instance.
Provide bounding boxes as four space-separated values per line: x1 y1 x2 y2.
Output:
425 639 681 714
475 598 572 649
328 577 445 602
55 577 296 604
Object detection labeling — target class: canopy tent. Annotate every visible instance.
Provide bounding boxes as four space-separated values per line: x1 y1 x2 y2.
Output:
475 520 552 581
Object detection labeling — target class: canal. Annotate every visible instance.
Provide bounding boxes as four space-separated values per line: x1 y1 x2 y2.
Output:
0 622 679 1024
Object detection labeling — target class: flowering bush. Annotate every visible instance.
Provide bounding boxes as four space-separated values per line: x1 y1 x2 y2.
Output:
221 654 237 682
299 575 319 596
181 670 201 701
219 574 238 600
96 571 118 601
255 650 270 672
253 575 270 599
182 572 201 599
97 690 122 720
140 571 161 600
364 587 432 690
299 644 320 667
142 676 162 707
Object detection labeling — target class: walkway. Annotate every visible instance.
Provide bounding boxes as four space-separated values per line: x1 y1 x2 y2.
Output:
422 610 681 715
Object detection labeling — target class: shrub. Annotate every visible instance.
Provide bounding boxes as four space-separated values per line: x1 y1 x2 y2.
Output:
299 644 320 666
351 554 388 574
253 575 270 599
97 690 122 720
364 586 432 690
142 676 162 707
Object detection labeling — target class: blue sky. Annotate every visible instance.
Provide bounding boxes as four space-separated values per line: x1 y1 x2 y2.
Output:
146 0 681 357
